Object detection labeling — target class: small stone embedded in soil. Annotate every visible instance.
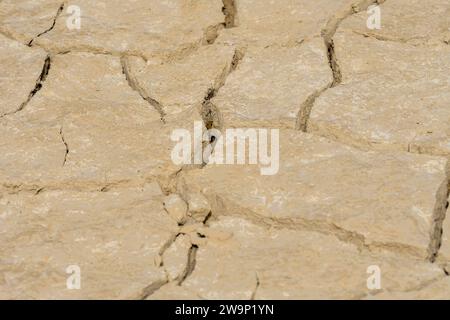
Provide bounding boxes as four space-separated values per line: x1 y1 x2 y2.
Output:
164 194 188 225
186 193 212 223
162 234 192 282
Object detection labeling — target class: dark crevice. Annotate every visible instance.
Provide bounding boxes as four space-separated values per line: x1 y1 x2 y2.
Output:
177 245 199 285
59 126 69 166
28 2 65 47
427 172 450 262
222 0 237 28
250 273 260 300
1 55 51 118
325 39 342 87
201 48 244 130
120 56 166 123
320 1 387 87
202 0 237 45
296 86 330 131
208 192 429 259
203 23 224 45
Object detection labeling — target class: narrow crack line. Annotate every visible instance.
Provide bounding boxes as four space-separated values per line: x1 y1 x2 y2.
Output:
138 232 181 300
138 278 169 300
0 55 52 119
120 55 166 123
325 39 342 87
157 233 181 267
201 48 245 131
59 126 69 167
34 187 45 196
177 244 199 285
366 273 447 299
142 241 199 299
250 272 260 300
427 166 450 262
0 173 169 194
295 86 330 131
28 2 66 47
52 46 149 62
0 31 149 61
351 30 412 45
202 23 225 45
199 48 245 169
400 274 447 294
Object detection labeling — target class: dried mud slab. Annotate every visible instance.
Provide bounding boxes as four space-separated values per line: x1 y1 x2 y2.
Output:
213 38 332 128
180 131 449 259
125 45 236 117
437 195 450 268
1 0 449 300
0 183 178 299
30 0 224 59
0 0 64 44
338 0 450 45
308 32 450 156
165 216 444 299
0 52 201 189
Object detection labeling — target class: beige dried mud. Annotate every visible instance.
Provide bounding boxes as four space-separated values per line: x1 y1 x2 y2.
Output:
214 38 332 128
0 52 202 189
26 0 224 59
308 32 450 157
1 0 450 300
170 217 444 299
0 183 178 299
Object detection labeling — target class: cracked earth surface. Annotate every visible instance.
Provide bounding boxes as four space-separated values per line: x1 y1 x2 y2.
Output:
0 0 449 299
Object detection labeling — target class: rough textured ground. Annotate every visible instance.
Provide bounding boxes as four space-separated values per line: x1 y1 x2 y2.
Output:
0 0 449 299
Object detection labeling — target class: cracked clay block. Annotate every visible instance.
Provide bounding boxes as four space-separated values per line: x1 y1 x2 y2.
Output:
162 234 192 282
213 38 332 128
338 0 450 45
0 52 202 188
308 32 450 156
0 183 178 299
1 0 450 300
180 131 449 259
30 0 225 59
172 216 444 299
125 44 236 116
0 0 64 44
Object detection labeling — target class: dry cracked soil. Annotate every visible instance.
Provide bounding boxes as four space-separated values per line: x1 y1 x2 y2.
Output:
0 0 450 300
